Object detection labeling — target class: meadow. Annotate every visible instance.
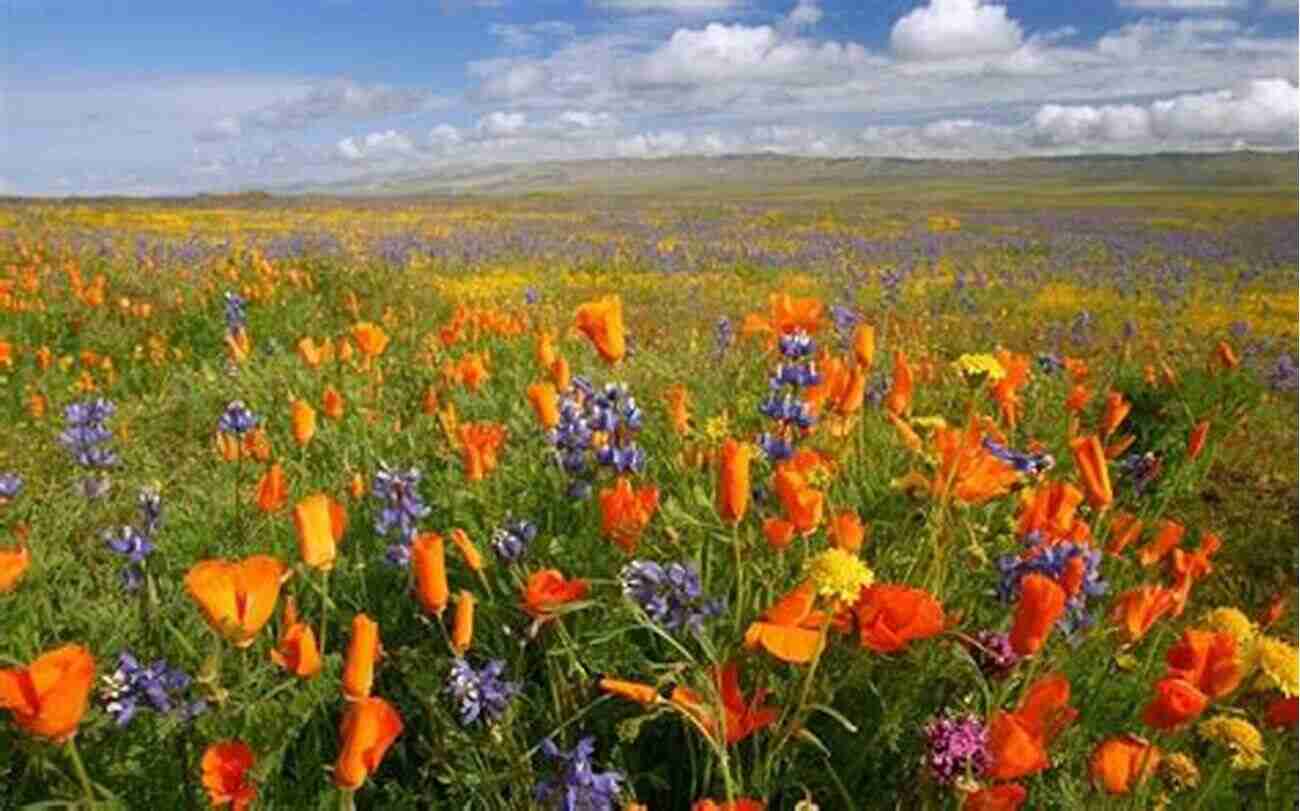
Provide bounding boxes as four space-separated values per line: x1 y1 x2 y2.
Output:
0 173 1297 810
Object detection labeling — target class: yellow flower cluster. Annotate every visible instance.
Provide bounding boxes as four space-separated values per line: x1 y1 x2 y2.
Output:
805 549 874 604
1197 716 1266 771
953 353 1006 383
1254 636 1299 697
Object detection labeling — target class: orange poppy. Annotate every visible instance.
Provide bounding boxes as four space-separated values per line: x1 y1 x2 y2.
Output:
717 660 779 745
216 432 241 462
254 463 287 513
1064 384 1091 414
243 427 271 462
574 295 627 364
451 590 474 654
1264 695 1299 729
185 556 288 647
962 784 1026 811
336 335 354 364
929 422 1020 505
1069 435 1112 510
692 799 765 811
887 411 924 453
297 336 325 368
599 676 661 706
522 569 589 617
536 329 558 370
852 323 875 369
763 517 796 550
884 350 913 417
1212 340 1239 371
1106 511 1143 556
1187 420 1209 460
527 381 560 430
987 674 1076 780
1105 434 1135 460
1109 586 1176 645
1100 391 1130 439
663 384 691 435
1136 519 1184 567
342 614 382 701
1009 573 1066 656
0 644 95 742
334 697 403 790
1016 482 1088 544
226 330 252 364
1167 531 1220 617
1259 590 1288 629
847 584 944 653
448 528 485 573
599 477 660 554
271 597 321 679
1064 357 1089 382
828 510 866 553
458 422 507 481
772 468 824 535
742 292 823 340
0 544 31 593
1090 735 1160 795
716 438 752 526
322 386 345 421
412 532 449 616
989 350 1031 429
550 356 571 392
293 493 346 571
201 740 257 810
1164 629 1241 699
744 581 826 664
351 322 390 358
1141 677 1208 730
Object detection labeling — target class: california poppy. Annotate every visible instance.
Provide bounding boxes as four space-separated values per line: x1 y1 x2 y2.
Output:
847 584 944 653
1090 735 1160 795
1264 695 1298 729
929 422 1020 505
342 614 382 701
962 784 1026 811
351 322 390 358
717 660 779 745
448 528 485 573
527 382 560 430
322 386 345 421
663 384 691 435
1136 519 1184 567
1164 629 1241 699
828 510 866 553
254 463 287 513
458 422 507 481
763 517 796 550
536 329 558 370
987 674 1076 780
293 493 346 571
334 697 403 790
1109 586 1176 645
599 477 660 554
297 336 325 369
574 295 627 364
1065 384 1091 414
243 427 272 462
989 350 1031 429
1212 340 1239 371
599 677 661 706
1187 420 1209 460
1069 435 1112 510
1167 531 1221 617
692 799 766 811
0 544 30 593
1016 482 1088 544
1009 573 1066 656
1106 511 1143 556
742 291 823 340
852 323 875 369
451 590 474 654
201 740 258 810
744 581 826 664
884 350 913 417
271 597 321 679
0 644 95 741
1100 390 1130 439
186 556 288 647
421 385 439 416
412 532 449 616
716 439 752 526
1141 677 1208 729
522 569 589 617
550 355 571 392
454 352 491 392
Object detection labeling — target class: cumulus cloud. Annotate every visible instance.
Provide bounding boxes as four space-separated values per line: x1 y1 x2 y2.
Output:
478 110 528 136
783 0 823 30
197 79 444 141
635 23 871 86
490 21 576 50
890 0 1024 61
336 129 416 161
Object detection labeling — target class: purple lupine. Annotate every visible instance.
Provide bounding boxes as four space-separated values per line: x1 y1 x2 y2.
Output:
619 560 722 634
99 652 205 727
217 400 258 436
997 537 1107 635
491 519 537 564
1267 353 1298 392
923 714 991 785
371 465 431 566
445 658 520 727
0 472 21 502
964 630 1021 680
534 736 624 811
982 438 1054 477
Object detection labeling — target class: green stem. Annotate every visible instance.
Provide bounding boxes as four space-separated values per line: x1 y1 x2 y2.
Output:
338 788 357 811
319 567 331 654
66 738 97 810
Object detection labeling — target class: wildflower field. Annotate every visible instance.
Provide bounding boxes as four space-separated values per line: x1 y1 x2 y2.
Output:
0 178 1297 810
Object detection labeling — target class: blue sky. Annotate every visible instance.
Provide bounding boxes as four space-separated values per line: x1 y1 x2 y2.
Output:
3 0 1296 195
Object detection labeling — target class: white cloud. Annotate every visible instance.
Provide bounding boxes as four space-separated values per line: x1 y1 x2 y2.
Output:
335 129 416 161
429 124 463 145
784 0 823 30
1096 17 1241 60
1116 0 1246 10
890 0 1024 61
194 116 243 142
490 21 576 50
478 110 528 136
1265 0 1297 11
635 23 870 86
1032 103 1153 143
558 110 619 129
1149 78 1298 139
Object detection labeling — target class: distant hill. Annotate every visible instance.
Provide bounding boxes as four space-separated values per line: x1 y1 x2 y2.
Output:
275 151 1299 197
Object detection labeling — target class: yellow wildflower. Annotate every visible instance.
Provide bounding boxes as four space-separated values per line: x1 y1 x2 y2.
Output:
953 353 1006 384
1201 607 1258 674
1254 636 1299 697
1197 716 1265 771
1161 753 1200 791
805 548 874 604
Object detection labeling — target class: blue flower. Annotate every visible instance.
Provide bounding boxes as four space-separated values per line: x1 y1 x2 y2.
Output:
534 736 624 811
224 291 247 334
769 362 820 390
757 432 794 462
619 559 722 634
1268 353 1298 392
714 316 734 356
445 658 520 727
372 464 431 565
998 538 1107 636
982 437 1054 477
60 399 119 469
99 652 204 727
491 519 537 563
0 472 22 501
758 394 815 429
923 713 990 785
217 400 258 436
1036 353 1065 375
778 329 815 359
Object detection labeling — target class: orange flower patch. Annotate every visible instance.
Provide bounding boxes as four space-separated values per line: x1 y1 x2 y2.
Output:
185 556 288 647
0 644 95 742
